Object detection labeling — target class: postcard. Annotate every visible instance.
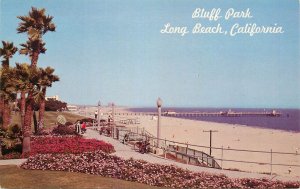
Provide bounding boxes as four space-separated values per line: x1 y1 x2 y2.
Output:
0 0 299 188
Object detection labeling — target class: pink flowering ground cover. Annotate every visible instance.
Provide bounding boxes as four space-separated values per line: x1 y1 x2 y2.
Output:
30 136 115 155
21 151 300 189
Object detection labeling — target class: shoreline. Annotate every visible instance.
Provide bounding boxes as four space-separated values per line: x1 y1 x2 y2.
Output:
168 116 300 134
124 107 300 133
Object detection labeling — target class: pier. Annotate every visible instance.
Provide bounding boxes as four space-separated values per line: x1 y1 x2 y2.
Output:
102 110 281 117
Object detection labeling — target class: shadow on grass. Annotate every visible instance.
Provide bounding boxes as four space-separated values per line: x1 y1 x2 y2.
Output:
11 111 88 130
0 165 162 189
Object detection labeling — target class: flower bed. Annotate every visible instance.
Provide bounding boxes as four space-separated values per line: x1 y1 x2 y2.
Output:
21 151 300 188
0 152 21 159
30 136 115 155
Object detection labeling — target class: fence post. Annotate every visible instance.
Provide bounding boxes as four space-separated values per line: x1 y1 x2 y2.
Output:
152 138 155 150
164 138 167 159
221 145 224 169
186 142 188 154
186 142 189 164
270 149 273 175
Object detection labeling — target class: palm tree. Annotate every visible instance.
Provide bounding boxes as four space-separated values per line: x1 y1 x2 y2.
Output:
0 41 18 130
14 63 31 127
37 67 59 131
19 40 46 63
0 41 18 69
0 69 17 130
17 7 55 68
17 7 56 153
13 63 47 152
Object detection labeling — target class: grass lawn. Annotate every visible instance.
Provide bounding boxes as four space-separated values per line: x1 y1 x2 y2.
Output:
10 111 88 130
0 165 162 189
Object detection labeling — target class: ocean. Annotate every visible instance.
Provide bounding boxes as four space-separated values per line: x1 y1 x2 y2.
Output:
128 108 300 132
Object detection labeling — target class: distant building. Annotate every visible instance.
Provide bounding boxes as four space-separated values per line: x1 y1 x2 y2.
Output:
67 105 78 111
45 95 59 101
164 110 176 115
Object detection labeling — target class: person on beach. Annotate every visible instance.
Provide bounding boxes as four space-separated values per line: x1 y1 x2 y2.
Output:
138 140 150 154
75 121 81 134
123 133 129 144
108 115 112 124
81 122 86 134
94 110 98 119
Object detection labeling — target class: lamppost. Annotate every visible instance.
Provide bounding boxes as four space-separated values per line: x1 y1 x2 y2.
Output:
97 100 101 129
157 97 162 147
112 103 116 138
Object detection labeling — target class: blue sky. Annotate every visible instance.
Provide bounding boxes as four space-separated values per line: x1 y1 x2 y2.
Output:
0 0 299 108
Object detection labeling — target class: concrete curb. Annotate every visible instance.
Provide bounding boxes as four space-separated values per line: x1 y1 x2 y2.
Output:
0 159 27 166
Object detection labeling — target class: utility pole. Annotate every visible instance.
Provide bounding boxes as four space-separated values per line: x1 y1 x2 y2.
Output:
203 130 218 156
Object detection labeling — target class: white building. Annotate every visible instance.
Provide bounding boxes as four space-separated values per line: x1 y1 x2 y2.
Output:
67 105 78 111
45 95 59 101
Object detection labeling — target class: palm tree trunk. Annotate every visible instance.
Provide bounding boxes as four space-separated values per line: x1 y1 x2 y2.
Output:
2 100 11 130
33 111 38 134
22 92 33 154
0 138 2 158
20 91 26 127
0 98 3 116
0 98 3 127
38 87 46 130
31 50 39 68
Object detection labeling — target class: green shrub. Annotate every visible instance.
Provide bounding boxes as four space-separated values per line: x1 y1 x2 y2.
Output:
18 98 67 112
45 99 67 111
1 152 21 159
7 124 21 138
65 121 73 126
1 138 22 155
52 124 76 135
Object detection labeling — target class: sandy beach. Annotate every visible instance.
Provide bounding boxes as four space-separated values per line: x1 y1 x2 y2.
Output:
81 106 300 178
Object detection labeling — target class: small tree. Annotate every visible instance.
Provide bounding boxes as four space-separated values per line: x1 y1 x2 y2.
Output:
35 67 59 132
0 41 18 130
14 63 31 127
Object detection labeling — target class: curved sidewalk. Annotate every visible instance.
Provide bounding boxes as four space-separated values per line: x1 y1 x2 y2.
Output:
84 128 299 182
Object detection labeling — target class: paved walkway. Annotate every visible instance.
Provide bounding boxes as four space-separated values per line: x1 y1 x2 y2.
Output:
84 128 299 182
0 159 27 165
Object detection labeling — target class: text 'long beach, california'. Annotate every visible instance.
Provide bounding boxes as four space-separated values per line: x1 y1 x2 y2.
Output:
160 8 284 37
